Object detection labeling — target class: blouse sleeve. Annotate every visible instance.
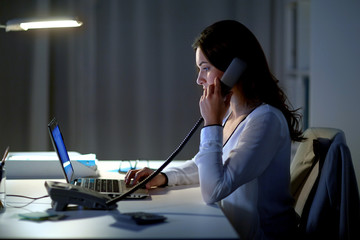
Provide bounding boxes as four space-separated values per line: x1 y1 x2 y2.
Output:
194 110 286 204
162 158 200 186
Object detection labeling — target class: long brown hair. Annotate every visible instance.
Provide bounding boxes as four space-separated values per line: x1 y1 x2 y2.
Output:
193 20 304 142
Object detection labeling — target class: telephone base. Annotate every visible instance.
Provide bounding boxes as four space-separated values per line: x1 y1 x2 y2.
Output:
45 181 117 211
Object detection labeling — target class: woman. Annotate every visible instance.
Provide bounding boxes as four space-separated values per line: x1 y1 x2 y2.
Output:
125 20 303 239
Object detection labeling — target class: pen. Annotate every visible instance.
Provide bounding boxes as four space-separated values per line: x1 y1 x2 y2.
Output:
0 146 10 169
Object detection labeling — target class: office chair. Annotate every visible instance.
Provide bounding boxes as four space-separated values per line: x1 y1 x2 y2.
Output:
290 128 360 240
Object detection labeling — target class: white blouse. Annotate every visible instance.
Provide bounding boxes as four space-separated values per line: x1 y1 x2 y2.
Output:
163 104 297 239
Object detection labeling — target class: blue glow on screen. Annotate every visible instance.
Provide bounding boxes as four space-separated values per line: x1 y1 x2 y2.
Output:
52 125 73 182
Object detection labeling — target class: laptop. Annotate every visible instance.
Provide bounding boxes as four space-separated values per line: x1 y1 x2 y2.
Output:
48 118 148 199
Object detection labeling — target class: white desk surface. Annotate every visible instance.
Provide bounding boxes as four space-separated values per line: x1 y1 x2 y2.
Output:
0 160 239 239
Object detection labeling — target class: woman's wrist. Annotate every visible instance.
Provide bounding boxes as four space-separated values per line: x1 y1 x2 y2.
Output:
159 172 168 187
203 118 222 127
203 123 223 128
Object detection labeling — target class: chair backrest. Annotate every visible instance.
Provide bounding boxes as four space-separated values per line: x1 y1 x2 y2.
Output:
290 127 342 217
291 128 360 239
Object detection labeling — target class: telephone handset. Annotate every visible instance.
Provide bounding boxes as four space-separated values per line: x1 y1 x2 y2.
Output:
46 58 247 211
219 57 247 96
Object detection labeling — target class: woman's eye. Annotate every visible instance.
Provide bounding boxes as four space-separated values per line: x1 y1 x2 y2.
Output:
202 67 210 72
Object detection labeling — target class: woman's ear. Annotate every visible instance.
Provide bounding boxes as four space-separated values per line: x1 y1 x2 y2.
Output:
224 91 233 106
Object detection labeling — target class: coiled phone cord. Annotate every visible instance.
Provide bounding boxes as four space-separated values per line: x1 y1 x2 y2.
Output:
106 117 204 206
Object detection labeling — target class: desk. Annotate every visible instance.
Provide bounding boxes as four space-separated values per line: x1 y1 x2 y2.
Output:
0 161 238 239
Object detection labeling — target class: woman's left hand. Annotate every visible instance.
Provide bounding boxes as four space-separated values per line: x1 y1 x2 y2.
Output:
199 78 232 126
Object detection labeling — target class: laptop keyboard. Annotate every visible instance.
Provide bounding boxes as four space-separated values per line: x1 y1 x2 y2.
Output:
78 178 125 193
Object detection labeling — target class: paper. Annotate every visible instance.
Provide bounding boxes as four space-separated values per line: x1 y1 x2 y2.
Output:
19 212 66 221
6 152 99 179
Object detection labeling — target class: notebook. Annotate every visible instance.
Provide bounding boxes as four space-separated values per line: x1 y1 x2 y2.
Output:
48 118 148 199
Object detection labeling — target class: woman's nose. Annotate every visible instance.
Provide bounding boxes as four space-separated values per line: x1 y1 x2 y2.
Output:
196 72 205 86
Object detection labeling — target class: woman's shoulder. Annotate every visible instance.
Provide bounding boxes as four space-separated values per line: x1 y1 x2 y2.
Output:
246 104 289 138
251 103 282 117
248 104 287 126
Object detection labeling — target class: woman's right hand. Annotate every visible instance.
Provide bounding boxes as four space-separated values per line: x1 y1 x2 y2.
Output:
199 78 232 126
124 167 167 189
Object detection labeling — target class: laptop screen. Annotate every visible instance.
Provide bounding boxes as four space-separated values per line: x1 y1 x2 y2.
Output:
48 119 74 183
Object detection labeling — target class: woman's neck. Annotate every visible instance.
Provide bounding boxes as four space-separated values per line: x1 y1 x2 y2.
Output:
229 93 260 119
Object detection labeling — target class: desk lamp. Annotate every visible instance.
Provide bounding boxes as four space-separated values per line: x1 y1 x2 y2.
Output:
0 17 82 32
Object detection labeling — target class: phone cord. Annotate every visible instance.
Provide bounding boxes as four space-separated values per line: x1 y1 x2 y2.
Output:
106 117 204 206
